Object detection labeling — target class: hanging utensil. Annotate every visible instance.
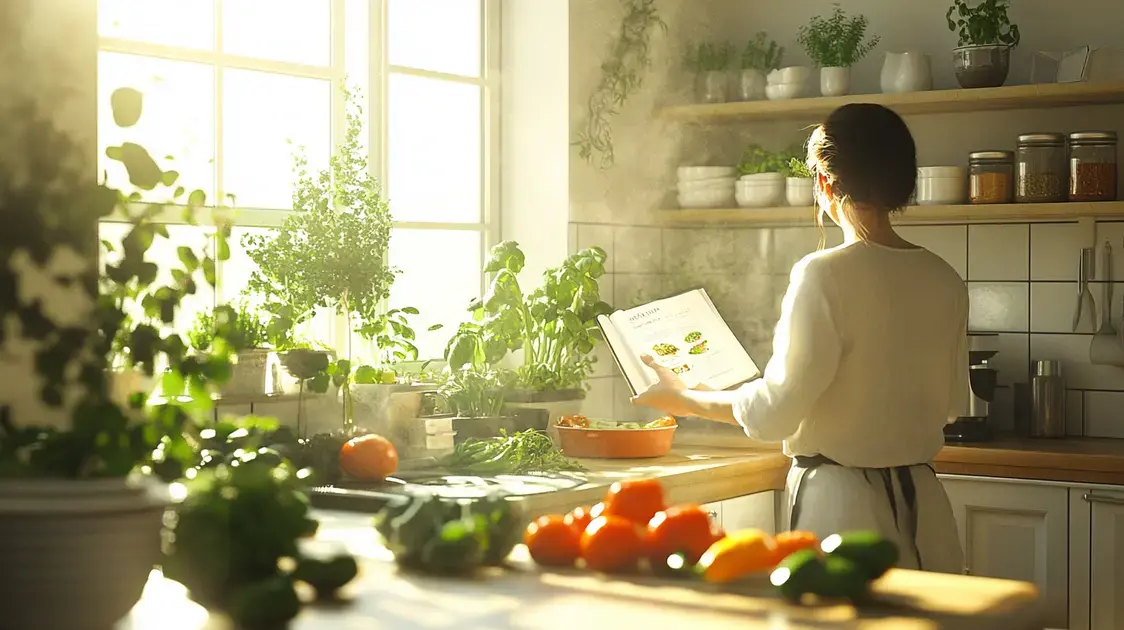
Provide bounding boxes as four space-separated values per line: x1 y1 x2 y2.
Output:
1073 247 1097 333
1090 241 1124 364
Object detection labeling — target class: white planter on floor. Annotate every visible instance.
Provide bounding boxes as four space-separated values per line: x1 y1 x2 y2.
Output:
820 66 851 96
0 477 166 630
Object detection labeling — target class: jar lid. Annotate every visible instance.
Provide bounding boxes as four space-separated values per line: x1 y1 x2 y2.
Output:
1017 133 1065 145
1069 131 1117 143
968 150 1014 161
1034 359 1062 377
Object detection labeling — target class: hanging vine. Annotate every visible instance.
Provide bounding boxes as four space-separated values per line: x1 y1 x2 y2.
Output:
573 0 666 170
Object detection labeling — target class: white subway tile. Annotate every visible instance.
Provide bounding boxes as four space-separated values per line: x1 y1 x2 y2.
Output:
968 282 1029 332
1029 334 1124 390
1030 223 1083 281
1084 390 1124 439
568 224 579 255
968 224 1029 281
992 333 1030 384
770 226 843 275
897 225 968 278
1030 282 1082 333
577 224 614 272
1066 389 1084 437
613 226 661 273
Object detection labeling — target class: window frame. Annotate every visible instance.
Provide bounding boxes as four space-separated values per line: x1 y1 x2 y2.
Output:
96 0 501 359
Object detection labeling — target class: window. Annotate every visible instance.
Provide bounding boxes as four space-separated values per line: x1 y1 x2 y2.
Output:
96 0 497 360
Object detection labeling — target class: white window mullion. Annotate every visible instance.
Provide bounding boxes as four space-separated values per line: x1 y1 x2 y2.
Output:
212 0 226 307
98 37 335 81
481 0 502 297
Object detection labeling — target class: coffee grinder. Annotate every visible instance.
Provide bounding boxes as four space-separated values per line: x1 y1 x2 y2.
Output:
944 333 999 443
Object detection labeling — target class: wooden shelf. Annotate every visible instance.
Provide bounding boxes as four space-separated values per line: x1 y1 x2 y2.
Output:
658 81 1124 123
658 201 1124 226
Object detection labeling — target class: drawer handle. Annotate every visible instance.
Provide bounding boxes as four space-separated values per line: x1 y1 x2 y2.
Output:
1083 493 1124 506
707 511 719 520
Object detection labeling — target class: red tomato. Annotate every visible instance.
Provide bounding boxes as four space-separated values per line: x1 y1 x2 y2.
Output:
581 516 644 573
525 515 581 567
602 479 667 526
564 506 594 536
646 504 724 566
338 434 398 480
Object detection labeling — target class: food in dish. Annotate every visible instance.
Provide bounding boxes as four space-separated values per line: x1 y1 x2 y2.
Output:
684 331 703 343
556 415 677 430
652 343 679 356
671 364 691 374
688 340 709 355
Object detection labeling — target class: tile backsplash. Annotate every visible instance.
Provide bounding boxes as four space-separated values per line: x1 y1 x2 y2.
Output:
575 219 1124 440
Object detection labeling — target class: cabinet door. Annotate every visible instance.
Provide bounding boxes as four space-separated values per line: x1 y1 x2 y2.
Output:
941 477 1069 629
721 491 777 535
701 502 723 529
1086 489 1124 630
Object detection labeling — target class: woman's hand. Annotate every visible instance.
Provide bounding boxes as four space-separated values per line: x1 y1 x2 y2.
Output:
631 354 695 416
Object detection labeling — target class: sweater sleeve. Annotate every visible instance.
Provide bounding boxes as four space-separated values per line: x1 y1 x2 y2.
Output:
732 257 842 442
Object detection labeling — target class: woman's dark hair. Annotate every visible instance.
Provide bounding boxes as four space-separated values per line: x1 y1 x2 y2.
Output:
807 103 917 212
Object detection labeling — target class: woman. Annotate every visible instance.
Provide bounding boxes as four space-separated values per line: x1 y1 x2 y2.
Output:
634 103 967 573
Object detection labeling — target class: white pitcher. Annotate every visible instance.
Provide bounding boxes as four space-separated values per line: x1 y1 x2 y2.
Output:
881 51 933 93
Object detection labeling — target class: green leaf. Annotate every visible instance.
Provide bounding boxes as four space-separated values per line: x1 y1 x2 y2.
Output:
202 257 216 286
161 170 180 186
162 370 185 398
105 145 124 161
353 365 380 384
401 306 420 315
174 186 185 198
188 189 207 207
116 142 163 190
110 87 143 127
177 246 199 271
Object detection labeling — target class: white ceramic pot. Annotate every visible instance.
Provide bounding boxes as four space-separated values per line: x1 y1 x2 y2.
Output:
221 348 280 397
676 176 736 193
677 166 736 181
768 66 812 85
765 82 805 100
881 51 933 93
735 173 785 208
737 68 767 101
0 477 166 630
350 382 437 451
786 177 815 207
915 166 968 205
820 66 851 96
698 70 729 103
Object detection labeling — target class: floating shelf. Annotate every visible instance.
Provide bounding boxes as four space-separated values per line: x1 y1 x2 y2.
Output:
658 81 1124 123
658 201 1124 226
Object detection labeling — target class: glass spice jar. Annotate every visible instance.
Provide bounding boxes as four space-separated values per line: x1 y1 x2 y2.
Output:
969 150 1015 204
1069 131 1118 202
1015 133 1067 203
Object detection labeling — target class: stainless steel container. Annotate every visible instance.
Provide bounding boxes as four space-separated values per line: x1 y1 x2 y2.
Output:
1030 360 1066 438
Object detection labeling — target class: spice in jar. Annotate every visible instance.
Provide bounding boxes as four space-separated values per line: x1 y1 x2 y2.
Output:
969 150 1015 204
1015 133 1067 203
1068 131 1117 202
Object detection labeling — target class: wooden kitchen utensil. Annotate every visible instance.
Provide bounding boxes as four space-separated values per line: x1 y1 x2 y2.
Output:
1090 241 1124 365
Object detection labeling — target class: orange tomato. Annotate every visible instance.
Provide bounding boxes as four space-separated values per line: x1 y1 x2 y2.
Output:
771 530 820 565
697 529 777 583
338 434 398 480
564 506 595 536
646 504 724 566
525 515 581 567
603 479 667 526
580 516 644 572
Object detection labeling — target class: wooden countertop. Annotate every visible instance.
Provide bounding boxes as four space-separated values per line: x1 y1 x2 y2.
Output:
117 511 1044 630
934 437 1124 485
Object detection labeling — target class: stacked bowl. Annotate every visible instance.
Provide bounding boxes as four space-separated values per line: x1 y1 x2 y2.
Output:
677 166 736 209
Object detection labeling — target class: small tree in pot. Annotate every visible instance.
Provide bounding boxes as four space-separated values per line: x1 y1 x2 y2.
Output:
946 0 1020 89
797 3 880 97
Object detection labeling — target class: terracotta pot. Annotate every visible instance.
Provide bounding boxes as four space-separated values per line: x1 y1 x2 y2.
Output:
0 477 167 630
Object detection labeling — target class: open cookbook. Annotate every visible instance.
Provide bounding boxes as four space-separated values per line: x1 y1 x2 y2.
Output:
596 288 761 396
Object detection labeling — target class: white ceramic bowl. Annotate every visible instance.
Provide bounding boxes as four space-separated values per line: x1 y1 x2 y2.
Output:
916 166 967 205
786 177 815 207
738 172 785 185
677 176 736 193
768 66 812 85
765 82 806 100
734 178 785 208
678 187 734 209
677 166 737 181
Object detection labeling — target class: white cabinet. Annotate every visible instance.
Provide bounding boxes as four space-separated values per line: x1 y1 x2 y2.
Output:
722 491 777 535
1067 487 1124 630
940 477 1070 629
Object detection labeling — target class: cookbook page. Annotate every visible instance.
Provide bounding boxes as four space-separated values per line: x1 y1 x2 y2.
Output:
609 289 760 392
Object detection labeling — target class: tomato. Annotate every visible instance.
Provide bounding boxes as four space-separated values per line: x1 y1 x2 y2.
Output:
698 528 777 583
771 530 820 566
338 434 398 480
524 515 581 567
646 504 724 566
603 479 667 526
581 516 644 573
564 506 594 536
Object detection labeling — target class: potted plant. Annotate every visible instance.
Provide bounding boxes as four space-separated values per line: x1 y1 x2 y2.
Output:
684 41 735 103
797 3 880 97
444 242 612 429
188 302 277 397
784 156 816 207
243 85 396 431
0 83 247 630
738 32 784 101
438 367 518 443
735 144 789 208
946 0 1020 89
